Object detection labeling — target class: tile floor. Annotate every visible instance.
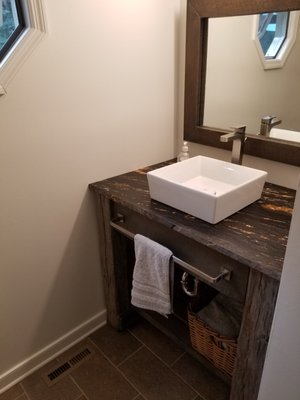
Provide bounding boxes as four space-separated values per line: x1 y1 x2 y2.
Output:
0 318 230 400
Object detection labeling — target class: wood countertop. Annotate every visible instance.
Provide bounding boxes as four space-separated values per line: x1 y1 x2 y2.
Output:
89 160 295 281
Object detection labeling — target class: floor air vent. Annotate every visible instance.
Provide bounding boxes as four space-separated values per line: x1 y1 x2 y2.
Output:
47 362 71 382
69 347 91 366
42 344 94 386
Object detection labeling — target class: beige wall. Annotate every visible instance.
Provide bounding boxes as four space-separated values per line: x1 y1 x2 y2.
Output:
0 0 180 390
177 2 300 189
1 0 300 394
204 14 300 134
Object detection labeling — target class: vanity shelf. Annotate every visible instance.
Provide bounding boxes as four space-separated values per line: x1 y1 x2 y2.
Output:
89 159 295 400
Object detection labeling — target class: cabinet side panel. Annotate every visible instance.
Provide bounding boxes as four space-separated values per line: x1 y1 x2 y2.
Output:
230 269 279 400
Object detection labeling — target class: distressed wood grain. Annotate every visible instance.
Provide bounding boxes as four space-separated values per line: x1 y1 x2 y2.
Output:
90 160 295 281
90 160 294 400
230 270 280 400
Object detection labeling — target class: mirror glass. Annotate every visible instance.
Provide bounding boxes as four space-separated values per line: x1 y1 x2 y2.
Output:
203 13 300 143
258 12 289 58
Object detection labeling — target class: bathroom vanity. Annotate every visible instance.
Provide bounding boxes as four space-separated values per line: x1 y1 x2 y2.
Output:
89 160 295 400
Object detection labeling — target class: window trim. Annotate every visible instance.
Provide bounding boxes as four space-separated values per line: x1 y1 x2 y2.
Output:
253 11 300 70
0 0 26 63
0 0 46 91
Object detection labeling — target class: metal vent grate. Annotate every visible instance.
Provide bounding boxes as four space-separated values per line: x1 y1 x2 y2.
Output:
47 362 71 382
42 344 94 386
69 348 91 366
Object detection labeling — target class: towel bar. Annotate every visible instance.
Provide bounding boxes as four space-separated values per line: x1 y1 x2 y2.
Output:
110 217 231 285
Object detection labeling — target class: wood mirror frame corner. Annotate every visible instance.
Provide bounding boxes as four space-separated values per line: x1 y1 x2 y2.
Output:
184 0 300 166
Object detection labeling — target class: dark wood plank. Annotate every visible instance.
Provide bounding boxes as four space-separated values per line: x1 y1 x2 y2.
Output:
95 195 135 329
95 195 119 328
96 194 136 330
89 161 291 400
230 269 280 400
184 2 207 131
190 0 300 17
90 161 295 280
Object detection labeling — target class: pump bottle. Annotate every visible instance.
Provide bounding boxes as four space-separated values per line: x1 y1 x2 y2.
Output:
177 141 189 162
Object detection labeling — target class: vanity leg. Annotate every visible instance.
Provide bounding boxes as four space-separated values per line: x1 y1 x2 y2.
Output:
95 195 133 330
230 269 279 400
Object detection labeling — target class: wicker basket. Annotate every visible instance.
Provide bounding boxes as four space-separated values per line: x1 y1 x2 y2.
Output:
187 308 237 377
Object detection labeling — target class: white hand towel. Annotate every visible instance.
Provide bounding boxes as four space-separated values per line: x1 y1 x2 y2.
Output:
131 234 173 317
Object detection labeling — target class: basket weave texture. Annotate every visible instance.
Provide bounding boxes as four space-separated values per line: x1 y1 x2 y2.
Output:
188 308 237 377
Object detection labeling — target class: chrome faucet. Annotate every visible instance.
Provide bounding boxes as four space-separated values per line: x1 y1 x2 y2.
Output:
220 125 246 165
260 115 282 136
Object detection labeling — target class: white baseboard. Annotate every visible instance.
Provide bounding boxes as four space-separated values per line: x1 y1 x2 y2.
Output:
0 310 107 394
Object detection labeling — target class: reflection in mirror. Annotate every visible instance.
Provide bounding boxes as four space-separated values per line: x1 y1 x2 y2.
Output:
258 12 289 59
203 13 300 143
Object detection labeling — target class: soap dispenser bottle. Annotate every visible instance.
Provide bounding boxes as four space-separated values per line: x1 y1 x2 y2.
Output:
177 141 189 162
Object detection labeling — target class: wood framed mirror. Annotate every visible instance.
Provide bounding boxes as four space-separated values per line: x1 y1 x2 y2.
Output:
184 0 300 166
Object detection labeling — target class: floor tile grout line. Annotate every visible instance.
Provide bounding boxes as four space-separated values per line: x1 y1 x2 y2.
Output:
170 351 187 368
87 337 144 399
88 334 144 368
192 394 204 400
132 394 143 400
20 374 86 400
15 324 222 400
69 374 89 400
194 392 208 400
19 382 30 400
116 345 145 368
126 324 229 399
127 328 185 367
118 338 200 400
126 324 186 368
120 330 201 398
15 393 29 400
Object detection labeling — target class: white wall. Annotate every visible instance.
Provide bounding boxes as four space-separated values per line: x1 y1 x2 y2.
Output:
0 0 180 391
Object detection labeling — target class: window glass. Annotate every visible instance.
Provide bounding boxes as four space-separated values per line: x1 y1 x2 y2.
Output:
257 12 289 59
0 0 25 62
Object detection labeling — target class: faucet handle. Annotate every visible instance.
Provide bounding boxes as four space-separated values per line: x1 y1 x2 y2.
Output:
220 125 247 143
230 125 246 134
261 115 276 124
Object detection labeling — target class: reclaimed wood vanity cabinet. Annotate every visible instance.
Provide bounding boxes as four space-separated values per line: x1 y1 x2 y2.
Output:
89 161 295 400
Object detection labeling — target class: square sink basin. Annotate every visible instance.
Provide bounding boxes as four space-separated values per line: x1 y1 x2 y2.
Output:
147 156 267 224
270 128 300 143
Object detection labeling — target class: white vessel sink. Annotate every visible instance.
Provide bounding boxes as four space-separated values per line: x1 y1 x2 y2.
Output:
270 128 300 143
147 156 267 224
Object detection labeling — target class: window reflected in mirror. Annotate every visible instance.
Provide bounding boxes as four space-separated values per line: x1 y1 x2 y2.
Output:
183 0 300 166
203 12 300 142
254 11 299 69
258 12 289 59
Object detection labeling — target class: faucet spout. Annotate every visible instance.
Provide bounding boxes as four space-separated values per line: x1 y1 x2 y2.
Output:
220 125 246 165
260 115 282 136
